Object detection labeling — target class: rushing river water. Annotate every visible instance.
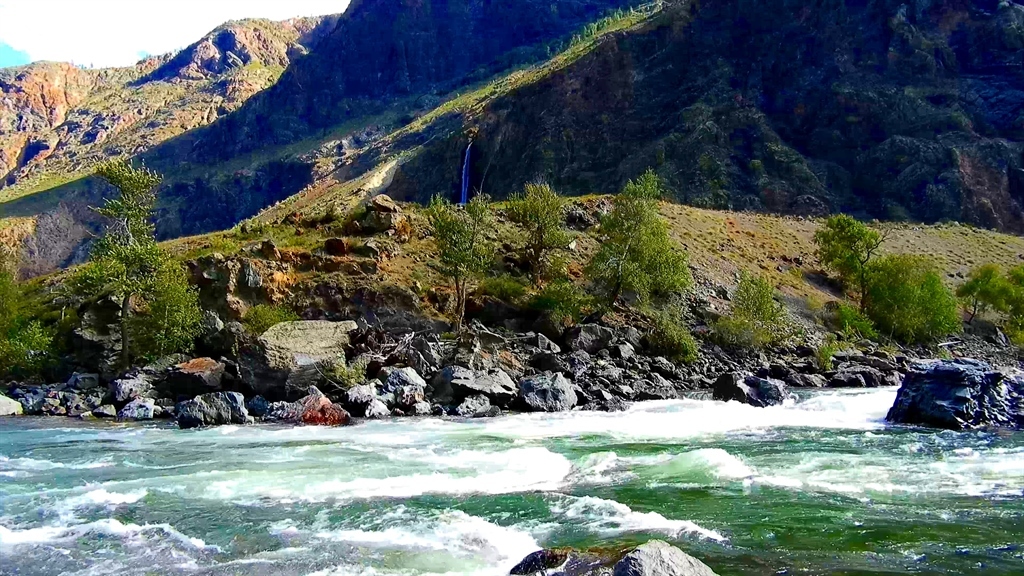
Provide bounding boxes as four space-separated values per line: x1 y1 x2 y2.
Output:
1 388 1022 576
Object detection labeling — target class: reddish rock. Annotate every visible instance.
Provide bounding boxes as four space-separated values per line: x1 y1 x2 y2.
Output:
299 394 351 426
164 357 226 399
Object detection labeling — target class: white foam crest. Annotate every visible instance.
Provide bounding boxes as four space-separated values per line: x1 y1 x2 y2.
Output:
0 518 217 551
67 488 148 507
549 495 726 542
0 455 114 471
641 448 756 485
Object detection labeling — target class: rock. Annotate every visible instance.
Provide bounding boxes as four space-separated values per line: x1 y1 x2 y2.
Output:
409 401 432 416
0 394 23 416
566 324 614 353
649 356 677 378
530 351 570 374
266 401 300 421
634 374 679 401
118 398 156 421
785 373 828 388
109 373 155 404
395 384 426 410
383 367 427 394
712 372 788 407
297 387 351 426
510 549 570 575
433 366 517 405
176 392 249 429
886 359 1024 431
363 398 390 419
518 372 578 412
456 394 498 418
612 343 636 360
369 194 401 213
163 357 226 399
238 320 359 401
828 365 898 388
613 540 718 576
62 391 103 417
66 373 101 391
246 395 270 418
535 333 561 354
343 384 379 416
91 405 117 418
323 237 352 256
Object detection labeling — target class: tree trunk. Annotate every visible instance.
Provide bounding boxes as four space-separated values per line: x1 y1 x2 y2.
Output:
120 293 132 370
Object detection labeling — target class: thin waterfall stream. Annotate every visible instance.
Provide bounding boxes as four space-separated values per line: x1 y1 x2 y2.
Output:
460 140 473 204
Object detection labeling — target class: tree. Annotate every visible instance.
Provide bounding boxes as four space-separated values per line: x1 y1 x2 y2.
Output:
956 263 1010 323
587 170 691 306
426 194 494 331
814 214 888 310
506 182 570 282
70 159 201 367
713 272 797 349
863 254 961 343
0 249 53 378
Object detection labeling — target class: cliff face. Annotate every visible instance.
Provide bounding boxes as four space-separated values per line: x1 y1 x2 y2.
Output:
386 0 1024 231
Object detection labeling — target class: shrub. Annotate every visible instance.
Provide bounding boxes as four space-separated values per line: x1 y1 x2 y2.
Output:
478 275 528 303
831 302 879 340
506 183 571 282
814 214 887 308
529 280 591 326
712 273 797 349
647 310 698 364
956 263 1010 323
242 304 300 336
128 262 204 360
322 355 370 391
815 335 839 371
0 252 54 379
587 169 691 305
863 254 961 343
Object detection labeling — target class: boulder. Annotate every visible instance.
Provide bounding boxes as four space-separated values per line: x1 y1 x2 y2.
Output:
828 365 898 388
297 387 351 426
613 540 718 576
109 373 155 404
66 373 101 391
408 401 432 416
343 384 379 417
510 550 570 575
395 384 426 410
238 320 359 401
712 373 788 407
566 324 614 353
0 394 23 416
118 398 156 421
246 395 270 418
886 359 1024 431
266 401 300 421
383 367 427 394
431 366 517 405
176 392 249 429
518 372 578 412
785 373 828 388
62 392 104 417
530 352 570 374
611 343 635 360
163 358 226 399
535 333 561 354
456 394 498 418
363 398 390 420
91 404 117 418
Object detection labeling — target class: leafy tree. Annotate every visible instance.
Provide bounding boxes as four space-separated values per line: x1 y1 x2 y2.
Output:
69 159 201 368
863 254 960 343
128 263 203 359
587 170 691 306
713 272 797 349
0 249 53 378
506 183 570 282
814 214 887 309
956 263 1010 323
427 194 494 331
646 308 698 363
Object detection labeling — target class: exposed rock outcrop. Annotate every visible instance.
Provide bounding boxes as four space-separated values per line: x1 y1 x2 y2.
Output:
712 372 788 407
176 391 250 429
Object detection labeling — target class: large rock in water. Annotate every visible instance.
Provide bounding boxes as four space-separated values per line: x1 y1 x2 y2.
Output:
238 320 358 401
297 387 351 426
0 393 24 416
430 366 517 406
176 392 249 429
162 357 226 399
518 372 577 412
713 372 788 407
613 540 718 576
886 359 1024 431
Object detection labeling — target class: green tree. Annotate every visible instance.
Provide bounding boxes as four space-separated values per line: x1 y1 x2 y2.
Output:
70 159 201 368
587 170 691 306
506 182 571 282
863 254 961 343
814 214 888 309
128 263 203 359
0 249 53 378
956 263 1010 323
426 194 494 331
713 272 797 349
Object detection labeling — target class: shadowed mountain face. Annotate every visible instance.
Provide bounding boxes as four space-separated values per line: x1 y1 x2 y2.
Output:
387 0 1024 232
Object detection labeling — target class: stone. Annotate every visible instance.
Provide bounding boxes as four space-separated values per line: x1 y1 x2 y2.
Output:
785 373 828 388
518 372 578 412
246 395 270 418
408 401 432 416
510 549 570 575
395 384 426 410
324 237 352 256
62 392 103 417
456 394 494 418
613 540 718 576
92 404 117 418
66 373 101 391
266 401 300 421
369 194 401 213
535 333 561 354
712 372 788 407
118 398 156 421
634 374 679 401
886 359 1024 431
530 352 570 374
566 324 614 353
612 343 636 360
828 365 897 388
238 320 359 401
163 357 226 399
364 398 390 419
176 392 249 429
344 384 380 417
383 367 427 394
110 373 155 404
0 394 23 416
432 366 518 405
297 387 351 426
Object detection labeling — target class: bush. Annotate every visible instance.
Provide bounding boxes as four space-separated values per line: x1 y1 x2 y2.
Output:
831 302 878 340
646 310 698 364
242 304 300 335
712 273 797 349
863 254 961 343
0 252 54 379
322 355 370 391
957 263 1010 323
815 335 839 371
506 182 570 282
478 275 529 303
529 280 591 326
128 262 204 360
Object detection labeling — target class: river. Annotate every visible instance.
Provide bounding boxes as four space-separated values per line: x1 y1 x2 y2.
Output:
1 388 1022 575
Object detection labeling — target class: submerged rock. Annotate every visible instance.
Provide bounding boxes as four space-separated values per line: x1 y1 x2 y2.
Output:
176 392 249 429
886 359 1024 431
712 372 787 407
613 540 718 576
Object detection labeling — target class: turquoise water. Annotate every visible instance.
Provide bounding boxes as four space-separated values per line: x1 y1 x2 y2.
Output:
1 388 1022 575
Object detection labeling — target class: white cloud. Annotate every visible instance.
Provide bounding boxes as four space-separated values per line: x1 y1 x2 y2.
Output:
0 0 349 68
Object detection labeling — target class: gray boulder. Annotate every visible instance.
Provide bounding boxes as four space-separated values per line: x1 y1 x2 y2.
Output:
383 367 427 394
92 404 117 418
62 391 104 417
408 401 432 416
66 373 101 391
176 392 250 429
238 320 358 401
566 324 614 353
364 398 391 419
535 333 561 354
344 384 380 416
163 358 226 399
110 374 155 404
886 359 1024 431
518 372 578 412
456 394 499 418
431 366 517 406
118 398 156 421
713 372 788 407
613 540 718 576
828 365 899 388
0 393 23 416
785 373 828 388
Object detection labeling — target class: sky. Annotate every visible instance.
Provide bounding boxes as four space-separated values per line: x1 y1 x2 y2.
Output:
0 0 349 69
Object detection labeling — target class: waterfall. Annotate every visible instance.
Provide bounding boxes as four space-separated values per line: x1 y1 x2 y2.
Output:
460 140 473 204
